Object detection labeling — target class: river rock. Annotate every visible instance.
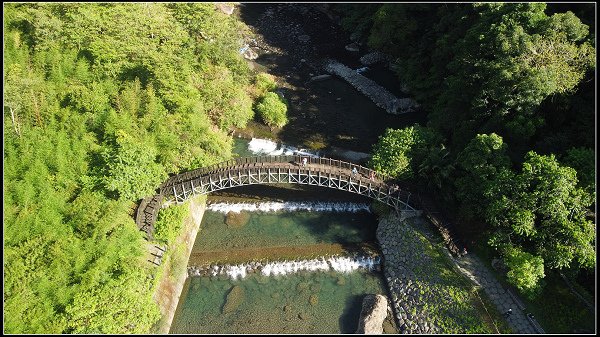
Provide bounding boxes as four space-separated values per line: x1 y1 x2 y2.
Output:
215 3 235 15
360 51 393 66
296 282 311 293
356 294 388 334
243 48 259 60
222 285 245 314
345 42 360 52
225 211 250 228
309 74 332 82
298 34 310 43
309 294 319 306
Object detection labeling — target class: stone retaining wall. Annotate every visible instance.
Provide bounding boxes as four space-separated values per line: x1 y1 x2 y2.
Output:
324 60 419 114
152 196 207 334
377 213 439 333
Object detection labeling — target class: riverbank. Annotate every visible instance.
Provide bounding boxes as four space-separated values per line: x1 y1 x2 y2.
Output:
237 3 426 154
151 195 207 334
377 212 507 334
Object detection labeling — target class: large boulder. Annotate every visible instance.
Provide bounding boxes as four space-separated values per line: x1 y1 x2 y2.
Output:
356 294 388 334
222 285 245 314
225 211 250 228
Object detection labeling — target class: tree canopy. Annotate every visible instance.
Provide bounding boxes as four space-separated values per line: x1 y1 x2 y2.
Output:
347 3 596 296
3 3 261 333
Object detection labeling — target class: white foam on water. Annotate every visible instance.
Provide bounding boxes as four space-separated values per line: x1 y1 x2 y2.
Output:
206 201 371 213
189 255 381 280
248 138 278 154
247 138 320 157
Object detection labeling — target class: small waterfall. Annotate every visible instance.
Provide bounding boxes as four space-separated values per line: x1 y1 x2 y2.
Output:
206 201 371 213
247 138 320 157
188 255 381 280
248 138 278 154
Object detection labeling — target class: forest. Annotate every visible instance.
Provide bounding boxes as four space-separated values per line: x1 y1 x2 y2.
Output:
3 3 270 333
3 2 595 334
335 2 595 304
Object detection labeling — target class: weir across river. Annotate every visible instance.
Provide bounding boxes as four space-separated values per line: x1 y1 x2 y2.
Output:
136 156 420 240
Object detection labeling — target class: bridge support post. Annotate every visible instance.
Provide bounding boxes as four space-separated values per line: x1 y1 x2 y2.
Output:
172 186 180 203
181 183 187 201
190 180 197 196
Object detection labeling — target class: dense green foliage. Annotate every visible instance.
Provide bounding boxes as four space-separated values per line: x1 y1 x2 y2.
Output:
254 72 277 96
251 72 289 130
368 126 434 179
485 152 595 269
4 3 260 333
256 91 288 130
154 204 190 245
503 247 546 298
342 3 596 299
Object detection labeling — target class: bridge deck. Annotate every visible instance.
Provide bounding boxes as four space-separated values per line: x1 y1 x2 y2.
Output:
137 155 416 241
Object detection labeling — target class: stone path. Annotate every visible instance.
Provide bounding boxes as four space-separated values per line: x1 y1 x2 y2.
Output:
452 254 540 334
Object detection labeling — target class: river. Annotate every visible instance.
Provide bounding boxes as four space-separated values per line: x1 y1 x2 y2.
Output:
170 136 397 333
170 3 416 333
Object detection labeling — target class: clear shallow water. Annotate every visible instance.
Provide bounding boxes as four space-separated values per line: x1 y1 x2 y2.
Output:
192 208 378 252
170 270 394 334
174 138 394 334
232 137 257 157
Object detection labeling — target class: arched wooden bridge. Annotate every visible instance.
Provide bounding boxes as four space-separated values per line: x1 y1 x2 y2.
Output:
136 155 419 240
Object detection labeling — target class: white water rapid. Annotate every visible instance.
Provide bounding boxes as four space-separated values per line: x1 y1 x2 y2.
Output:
206 201 371 214
247 138 320 157
188 255 381 280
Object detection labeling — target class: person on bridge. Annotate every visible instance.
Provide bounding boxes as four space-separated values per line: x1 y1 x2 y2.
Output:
369 171 376 181
352 167 358 176
302 157 308 167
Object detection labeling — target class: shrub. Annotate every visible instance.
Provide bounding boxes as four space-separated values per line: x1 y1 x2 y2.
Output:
254 72 277 97
154 204 189 244
256 92 288 130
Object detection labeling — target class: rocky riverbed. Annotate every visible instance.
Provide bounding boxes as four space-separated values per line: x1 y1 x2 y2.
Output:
237 3 426 153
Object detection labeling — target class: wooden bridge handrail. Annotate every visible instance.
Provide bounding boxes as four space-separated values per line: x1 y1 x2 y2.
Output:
160 155 397 191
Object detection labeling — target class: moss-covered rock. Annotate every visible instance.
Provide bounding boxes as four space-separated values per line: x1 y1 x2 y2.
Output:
222 285 245 314
309 294 319 306
225 211 250 228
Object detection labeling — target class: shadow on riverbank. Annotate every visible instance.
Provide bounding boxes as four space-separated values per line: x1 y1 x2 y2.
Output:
237 3 426 153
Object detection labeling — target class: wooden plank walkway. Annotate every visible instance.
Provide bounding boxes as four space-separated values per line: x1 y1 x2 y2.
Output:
136 155 416 241
134 155 463 259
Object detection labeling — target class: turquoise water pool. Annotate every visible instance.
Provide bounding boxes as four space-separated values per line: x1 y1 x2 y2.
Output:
171 270 395 334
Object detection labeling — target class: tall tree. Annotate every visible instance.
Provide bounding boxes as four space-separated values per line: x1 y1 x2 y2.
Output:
485 151 595 294
432 3 595 148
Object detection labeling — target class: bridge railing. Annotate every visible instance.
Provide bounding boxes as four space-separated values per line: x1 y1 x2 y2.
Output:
161 155 398 190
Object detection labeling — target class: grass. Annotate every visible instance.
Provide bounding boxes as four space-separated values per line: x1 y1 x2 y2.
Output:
400 217 502 334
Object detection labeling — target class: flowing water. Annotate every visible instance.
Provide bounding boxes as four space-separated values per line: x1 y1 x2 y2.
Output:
169 3 409 332
192 204 377 252
170 270 393 334
170 198 397 333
